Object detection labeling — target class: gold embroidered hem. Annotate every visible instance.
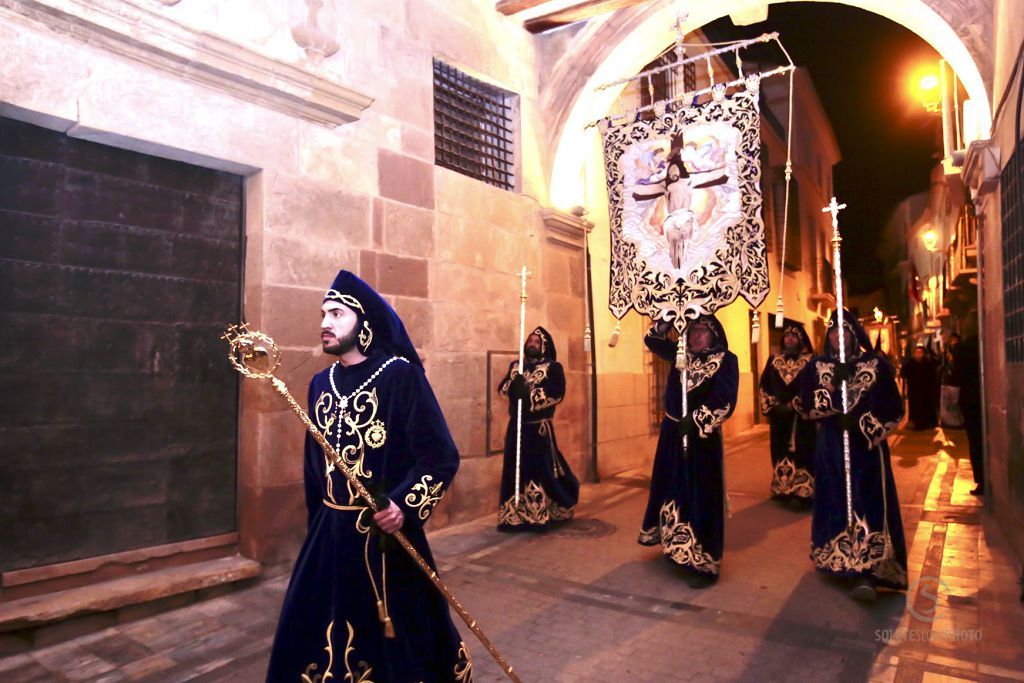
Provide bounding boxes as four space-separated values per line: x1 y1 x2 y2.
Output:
652 500 720 575
301 620 337 683
453 641 473 682
771 457 814 498
811 513 907 588
498 480 575 527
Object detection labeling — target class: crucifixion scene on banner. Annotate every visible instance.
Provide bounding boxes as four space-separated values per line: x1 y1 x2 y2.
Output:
1 1 1022 682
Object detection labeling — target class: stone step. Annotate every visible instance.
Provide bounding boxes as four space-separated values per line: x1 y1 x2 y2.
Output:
0 555 261 655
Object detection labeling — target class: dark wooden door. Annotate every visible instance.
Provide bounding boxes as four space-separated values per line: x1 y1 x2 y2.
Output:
0 118 243 571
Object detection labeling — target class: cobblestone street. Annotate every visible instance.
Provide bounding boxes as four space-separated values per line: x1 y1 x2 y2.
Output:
2 426 1022 682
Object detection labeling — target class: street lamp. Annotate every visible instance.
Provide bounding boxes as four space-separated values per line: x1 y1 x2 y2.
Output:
921 227 939 252
917 72 941 113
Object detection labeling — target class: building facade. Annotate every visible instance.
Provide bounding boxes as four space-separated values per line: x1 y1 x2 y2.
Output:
1 0 1019 649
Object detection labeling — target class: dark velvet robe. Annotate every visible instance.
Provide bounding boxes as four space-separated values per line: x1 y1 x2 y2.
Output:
900 356 940 429
759 351 816 501
797 337 908 590
639 322 739 576
265 352 473 683
496 327 579 529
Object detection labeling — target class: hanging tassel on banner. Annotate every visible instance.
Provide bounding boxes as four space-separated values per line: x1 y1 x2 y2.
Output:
774 295 785 329
751 310 761 345
608 321 621 347
584 324 592 353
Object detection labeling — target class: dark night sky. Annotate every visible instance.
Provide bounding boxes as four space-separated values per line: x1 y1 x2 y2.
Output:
703 5 943 293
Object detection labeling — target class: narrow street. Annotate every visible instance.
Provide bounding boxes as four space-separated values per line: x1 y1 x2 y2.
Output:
3 426 1022 683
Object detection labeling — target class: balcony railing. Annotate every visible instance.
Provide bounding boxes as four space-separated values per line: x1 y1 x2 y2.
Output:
947 205 978 289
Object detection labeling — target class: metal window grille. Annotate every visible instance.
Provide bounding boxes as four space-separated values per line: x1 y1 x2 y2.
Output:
433 59 515 191
648 347 671 433
1002 134 1024 363
683 61 697 92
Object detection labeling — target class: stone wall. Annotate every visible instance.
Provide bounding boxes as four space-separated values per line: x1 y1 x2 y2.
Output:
0 0 589 567
968 0 1024 563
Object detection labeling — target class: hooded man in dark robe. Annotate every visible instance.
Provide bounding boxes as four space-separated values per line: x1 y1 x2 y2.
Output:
497 326 580 530
796 309 907 603
900 343 940 430
265 270 473 682
639 313 739 582
759 321 816 506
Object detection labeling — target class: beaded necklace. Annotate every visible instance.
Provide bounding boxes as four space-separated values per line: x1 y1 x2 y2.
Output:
328 355 407 439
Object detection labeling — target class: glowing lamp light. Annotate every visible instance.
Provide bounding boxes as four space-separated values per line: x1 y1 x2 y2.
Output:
873 307 884 323
917 71 941 113
921 228 939 252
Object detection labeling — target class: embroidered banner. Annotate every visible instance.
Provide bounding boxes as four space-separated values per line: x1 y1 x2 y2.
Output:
599 82 769 325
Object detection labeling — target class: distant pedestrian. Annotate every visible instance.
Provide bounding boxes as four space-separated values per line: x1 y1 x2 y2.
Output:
900 344 939 430
956 328 984 495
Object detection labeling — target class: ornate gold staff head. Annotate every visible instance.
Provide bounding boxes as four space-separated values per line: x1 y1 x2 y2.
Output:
221 323 282 379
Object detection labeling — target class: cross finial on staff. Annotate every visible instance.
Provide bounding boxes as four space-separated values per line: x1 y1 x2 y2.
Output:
519 265 532 301
821 196 847 227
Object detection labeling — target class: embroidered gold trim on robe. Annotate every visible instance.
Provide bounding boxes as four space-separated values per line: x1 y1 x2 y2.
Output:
693 403 732 437
771 457 814 499
687 352 724 390
498 480 575 526
453 641 473 682
859 411 898 449
651 500 720 575
810 512 907 588
404 474 445 521
759 388 778 415
770 353 811 385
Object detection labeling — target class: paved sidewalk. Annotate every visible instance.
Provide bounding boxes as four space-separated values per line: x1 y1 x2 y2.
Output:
2 426 1022 682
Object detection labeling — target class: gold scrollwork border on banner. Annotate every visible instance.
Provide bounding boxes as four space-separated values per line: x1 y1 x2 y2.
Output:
599 86 769 325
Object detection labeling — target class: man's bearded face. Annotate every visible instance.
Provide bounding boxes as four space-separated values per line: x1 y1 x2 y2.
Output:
782 331 801 352
525 333 543 358
828 327 855 354
321 301 359 356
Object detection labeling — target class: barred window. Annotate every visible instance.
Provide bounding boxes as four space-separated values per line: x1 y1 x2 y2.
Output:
1002 134 1024 363
433 59 516 191
683 61 697 93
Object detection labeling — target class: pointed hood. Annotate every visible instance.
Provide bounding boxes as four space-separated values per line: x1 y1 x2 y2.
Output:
825 308 872 359
323 270 422 368
525 326 557 363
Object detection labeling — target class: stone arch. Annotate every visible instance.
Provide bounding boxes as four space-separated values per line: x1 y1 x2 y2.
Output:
545 0 994 207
